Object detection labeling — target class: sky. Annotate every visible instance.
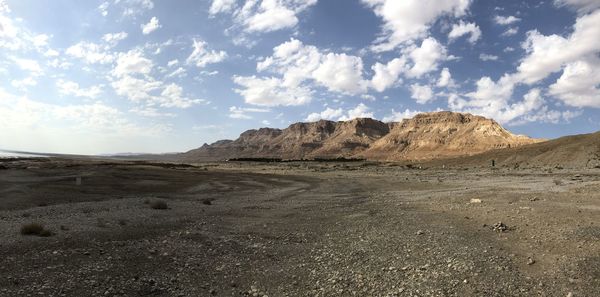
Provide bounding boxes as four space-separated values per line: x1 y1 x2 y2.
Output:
1 0 599 154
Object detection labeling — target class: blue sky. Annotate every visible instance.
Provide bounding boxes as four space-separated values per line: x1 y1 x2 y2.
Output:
1 0 599 154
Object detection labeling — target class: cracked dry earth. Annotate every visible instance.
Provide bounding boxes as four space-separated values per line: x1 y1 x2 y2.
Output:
0 159 599 297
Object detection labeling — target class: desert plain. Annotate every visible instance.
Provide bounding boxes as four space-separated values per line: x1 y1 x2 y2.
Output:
0 158 598 297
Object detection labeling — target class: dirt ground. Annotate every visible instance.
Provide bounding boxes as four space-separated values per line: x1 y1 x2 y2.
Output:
0 158 599 297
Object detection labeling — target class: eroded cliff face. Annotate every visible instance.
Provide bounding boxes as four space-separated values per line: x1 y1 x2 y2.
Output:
181 111 541 161
361 111 541 160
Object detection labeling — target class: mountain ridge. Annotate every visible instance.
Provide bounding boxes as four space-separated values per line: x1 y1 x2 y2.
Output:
181 111 543 162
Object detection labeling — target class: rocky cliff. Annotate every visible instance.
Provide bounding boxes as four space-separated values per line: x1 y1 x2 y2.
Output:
180 111 542 162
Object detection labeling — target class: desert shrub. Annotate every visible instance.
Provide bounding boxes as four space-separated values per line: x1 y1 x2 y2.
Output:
150 200 169 210
553 179 563 186
201 198 214 205
20 223 52 237
118 219 127 226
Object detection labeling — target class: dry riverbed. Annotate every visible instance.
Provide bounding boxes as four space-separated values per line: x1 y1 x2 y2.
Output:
0 158 598 296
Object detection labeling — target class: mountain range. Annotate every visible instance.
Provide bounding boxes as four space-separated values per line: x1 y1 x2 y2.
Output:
180 111 543 162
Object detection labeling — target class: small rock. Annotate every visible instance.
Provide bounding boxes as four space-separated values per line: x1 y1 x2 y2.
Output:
470 198 482 204
492 222 508 232
527 258 535 265
416 230 424 235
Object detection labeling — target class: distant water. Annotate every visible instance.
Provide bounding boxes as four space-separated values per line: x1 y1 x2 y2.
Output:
0 151 47 158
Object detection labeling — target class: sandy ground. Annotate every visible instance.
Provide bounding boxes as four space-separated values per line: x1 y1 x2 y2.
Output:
0 158 599 297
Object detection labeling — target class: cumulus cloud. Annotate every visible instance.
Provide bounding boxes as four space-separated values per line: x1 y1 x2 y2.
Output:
236 38 371 106
370 57 406 92
311 53 368 94
516 9 600 85
406 37 447 78
548 57 600 108
436 68 455 88
209 0 317 33
209 0 236 14
382 108 422 122
338 103 374 121
56 79 103 99
410 83 434 104
305 107 343 121
66 33 126 64
186 39 227 68
494 15 521 25
448 21 481 44
109 50 204 108
141 17 161 34
102 32 128 45
362 0 472 52
233 75 312 106
112 50 153 77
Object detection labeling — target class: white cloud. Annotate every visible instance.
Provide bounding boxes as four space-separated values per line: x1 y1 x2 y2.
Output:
382 108 422 122
167 59 179 67
338 103 374 121
305 107 343 121
549 57 600 108
66 41 115 64
141 16 161 35
56 79 103 99
447 76 570 124
158 83 205 108
554 0 600 13
406 37 447 78
362 0 472 52
504 46 515 52
112 75 162 102
311 53 368 94
494 15 521 25
501 27 518 37
448 21 481 44
12 57 43 76
516 10 600 84
229 106 270 119
32 34 49 47
112 50 153 77
370 57 406 92
209 0 236 15
102 32 128 45
112 76 205 108
186 39 227 68
0 88 171 154
210 0 317 33
166 67 186 78
233 75 312 106
98 2 109 16
479 53 499 61
410 83 434 104
130 107 175 117
44 48 59 57
11 77 37 90
120 0 154 17
436 67 454 88
239 38 369 105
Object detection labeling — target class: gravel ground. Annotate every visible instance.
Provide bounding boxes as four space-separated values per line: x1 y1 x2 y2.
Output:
0 159 599 296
